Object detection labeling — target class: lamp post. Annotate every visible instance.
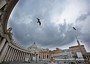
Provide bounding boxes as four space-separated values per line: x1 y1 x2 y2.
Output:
72 27 86 64
72 27 79 64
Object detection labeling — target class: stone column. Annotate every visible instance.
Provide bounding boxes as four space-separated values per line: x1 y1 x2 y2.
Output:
24 52 26 61
31 53 33 61
18 50 20 61
17 50 19 61
0 42 8 63
12 49 15 61
19 51 21 61
14 49 17 61
43 53 45 59
45 53 46 59
21 51 23 61
12 48 16 61
0 38 6 52
20 51 22 61
29 53 31 62
9 47 13 61
41 53 42 60
7 46 11 61
22 52 24 61
41 53 43 59
4 46 10 61
20 51 21 61
39 53 41 60
15 49 18 61
28 53 30 62
10 48 14 61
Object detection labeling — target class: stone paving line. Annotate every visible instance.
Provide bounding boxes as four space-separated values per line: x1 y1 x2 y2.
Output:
9 61 87 64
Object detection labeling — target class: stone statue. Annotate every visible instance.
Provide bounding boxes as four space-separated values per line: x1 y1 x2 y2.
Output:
7 27 12 40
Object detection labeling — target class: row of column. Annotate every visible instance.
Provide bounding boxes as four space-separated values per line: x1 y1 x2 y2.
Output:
0 37 6 52
3 46 32 62
39 52 49 60
0 37 33 63
0 34 32 62
0 40 8 63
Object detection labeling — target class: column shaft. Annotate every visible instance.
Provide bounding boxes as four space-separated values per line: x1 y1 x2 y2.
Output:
0 42 8 62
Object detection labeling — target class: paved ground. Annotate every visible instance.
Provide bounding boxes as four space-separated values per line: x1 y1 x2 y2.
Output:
9 61 87 64
1 61 89 64
10 61 46 64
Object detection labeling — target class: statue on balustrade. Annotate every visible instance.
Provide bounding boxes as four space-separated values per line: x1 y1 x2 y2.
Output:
6 27 13 40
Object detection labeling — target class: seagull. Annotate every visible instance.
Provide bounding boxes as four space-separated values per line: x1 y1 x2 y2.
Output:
37 18 41 25
73 27 76 30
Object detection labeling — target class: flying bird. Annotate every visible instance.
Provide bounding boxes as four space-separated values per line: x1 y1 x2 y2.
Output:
37 18 41 25
73 27 76 30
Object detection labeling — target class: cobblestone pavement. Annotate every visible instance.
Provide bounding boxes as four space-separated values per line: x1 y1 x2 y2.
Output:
9 61 86 64
9 61 46 64
1 61 88 64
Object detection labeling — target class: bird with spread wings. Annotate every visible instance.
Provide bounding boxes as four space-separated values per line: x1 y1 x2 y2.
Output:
37 18 41 26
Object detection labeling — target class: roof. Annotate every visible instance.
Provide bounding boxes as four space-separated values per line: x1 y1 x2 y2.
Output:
29 42 37 49
69 45 84 48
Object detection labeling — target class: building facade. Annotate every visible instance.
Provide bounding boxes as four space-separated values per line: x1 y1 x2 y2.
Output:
83 52 90 63
27 43 50 60
69 45 87 54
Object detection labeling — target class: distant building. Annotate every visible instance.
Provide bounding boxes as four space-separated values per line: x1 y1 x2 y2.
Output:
52 50 73 60
69 45 87 54
83 52 90 63
27 42 50 60
49 48 63 55
39 49 50 60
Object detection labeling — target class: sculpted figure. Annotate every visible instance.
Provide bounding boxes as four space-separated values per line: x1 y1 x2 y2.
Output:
7 27 12 40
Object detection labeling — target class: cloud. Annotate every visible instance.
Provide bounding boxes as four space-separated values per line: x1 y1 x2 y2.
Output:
8 0 90 51
75 11 90 52
9 18 81 49
76 12 90 22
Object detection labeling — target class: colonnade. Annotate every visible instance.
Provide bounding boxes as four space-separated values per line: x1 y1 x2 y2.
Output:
39 52 50 60
0 36 33 63
0 0 32 63
0 0 50 63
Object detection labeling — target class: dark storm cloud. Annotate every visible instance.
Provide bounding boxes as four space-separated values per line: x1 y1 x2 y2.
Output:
9 18 81 48
76 12 90 22
8 0 68 47
75 9 90 51
8 0 90 51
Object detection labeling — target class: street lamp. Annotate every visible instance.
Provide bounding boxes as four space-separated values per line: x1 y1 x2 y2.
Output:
72 27 86 64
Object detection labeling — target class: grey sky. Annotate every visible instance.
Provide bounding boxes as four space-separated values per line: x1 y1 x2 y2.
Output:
8 0 90 51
